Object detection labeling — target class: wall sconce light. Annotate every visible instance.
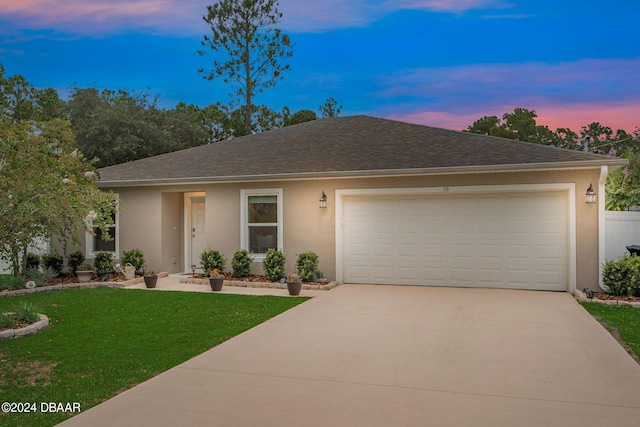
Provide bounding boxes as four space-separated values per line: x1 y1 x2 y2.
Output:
586 184 597 204
319 191 327 208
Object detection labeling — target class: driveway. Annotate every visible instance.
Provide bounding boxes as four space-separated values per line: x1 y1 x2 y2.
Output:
58 285 640 426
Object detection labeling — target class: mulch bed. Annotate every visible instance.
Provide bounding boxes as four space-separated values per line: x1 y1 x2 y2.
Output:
593 292 640 302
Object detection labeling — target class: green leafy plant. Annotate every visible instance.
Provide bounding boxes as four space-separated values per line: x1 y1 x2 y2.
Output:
25 252 40 270
41 253 64 276
94 251 114 273
200 250 226 272
232 249 254 278
263 248 286 282
0 275 26 291
602 255 640 296
0 313 14 329
68 250 85 273
78 263 94 271
295 251 319 282
121 248 145 271
25 266 58 287
12 301 40 323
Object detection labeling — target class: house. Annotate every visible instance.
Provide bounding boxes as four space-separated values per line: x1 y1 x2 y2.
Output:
80 115 626 292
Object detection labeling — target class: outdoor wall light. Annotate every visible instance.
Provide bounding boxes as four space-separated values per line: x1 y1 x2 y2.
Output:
319 191 327 208
586 184 597 204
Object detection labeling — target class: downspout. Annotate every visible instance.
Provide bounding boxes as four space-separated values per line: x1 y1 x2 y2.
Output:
598 165 608 289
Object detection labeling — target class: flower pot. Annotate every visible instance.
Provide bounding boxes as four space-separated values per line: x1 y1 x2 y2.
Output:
286 281 302 296
209 278 224 291
76 270 94 283
144 275 158 288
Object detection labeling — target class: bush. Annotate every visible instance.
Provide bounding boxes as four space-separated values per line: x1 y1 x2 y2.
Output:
25 252 40 270
263 248 286 282
232 250 254 278
94 252 114 273
200 250 226 272
0 275 26 291
68 250 85 273
41 253 64 276
295 251 319 282
12 301 40 323
121 248 145 271
25 266 58 286
602 256 640 296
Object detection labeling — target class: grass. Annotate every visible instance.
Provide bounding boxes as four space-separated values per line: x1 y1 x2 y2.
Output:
581 302 640 362
0 288 309 427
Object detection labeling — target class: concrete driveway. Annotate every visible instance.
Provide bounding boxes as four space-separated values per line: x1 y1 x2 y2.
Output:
58 285 640 426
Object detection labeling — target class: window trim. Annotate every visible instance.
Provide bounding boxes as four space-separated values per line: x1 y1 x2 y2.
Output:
85 196 120 259
240 188 283 261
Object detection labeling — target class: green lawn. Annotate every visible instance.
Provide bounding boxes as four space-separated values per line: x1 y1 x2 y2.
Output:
0 288 309 427
581 302 640 361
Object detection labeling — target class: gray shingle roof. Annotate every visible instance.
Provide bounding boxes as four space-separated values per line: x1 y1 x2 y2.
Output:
97 115 625 185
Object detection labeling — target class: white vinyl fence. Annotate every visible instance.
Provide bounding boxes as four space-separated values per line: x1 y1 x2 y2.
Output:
605 211 640 261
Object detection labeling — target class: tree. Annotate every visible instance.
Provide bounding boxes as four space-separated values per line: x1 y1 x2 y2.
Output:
319 97 342 118
199 0 294 135
283 108 317 126
0 118 117 275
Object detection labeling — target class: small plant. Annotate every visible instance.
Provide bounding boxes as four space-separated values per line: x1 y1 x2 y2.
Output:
602 255 640 296
295 251 319 282
0 314 14 329
41 253 64 276
94 251 114 273
78 263 94 271
121 248 145 271
0 275 26 291
232 249 254 278
12 301 40 323
263 248 286 282
25 252 40 270
200 250 226 272
68 250 85 273
286 273 301 284
144 268 156 277
25 266 58 286
209 268 223 279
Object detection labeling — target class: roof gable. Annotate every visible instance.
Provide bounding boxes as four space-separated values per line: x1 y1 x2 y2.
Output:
98 115 625 185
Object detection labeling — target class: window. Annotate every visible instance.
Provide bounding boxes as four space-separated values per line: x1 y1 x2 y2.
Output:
86 198 119 258
241 189 283 258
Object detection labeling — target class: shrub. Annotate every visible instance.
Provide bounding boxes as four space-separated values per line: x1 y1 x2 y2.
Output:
25 266 58 286
25 252 40 270
68 250 85 272
12 301 40 323
0 275 26 291
121 248 145 271
94 251 114 273
41 253 64 276
295 251 319 282
232 250 254 278
602 256 640 296
200 250 226 272
263 248 286 282
0 314 14 329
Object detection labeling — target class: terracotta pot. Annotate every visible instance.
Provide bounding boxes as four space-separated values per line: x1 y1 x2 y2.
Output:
209 278 224 291
144 275 158 288
286 281 302 296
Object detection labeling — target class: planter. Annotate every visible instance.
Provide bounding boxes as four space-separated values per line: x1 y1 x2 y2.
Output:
76 270 94 283
144 275 158 288
286 281 302 296
209 278 224 292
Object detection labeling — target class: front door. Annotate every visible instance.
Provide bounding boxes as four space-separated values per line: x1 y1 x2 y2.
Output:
190 196 206 268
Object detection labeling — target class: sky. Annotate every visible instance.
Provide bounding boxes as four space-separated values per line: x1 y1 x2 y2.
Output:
1 0 639 132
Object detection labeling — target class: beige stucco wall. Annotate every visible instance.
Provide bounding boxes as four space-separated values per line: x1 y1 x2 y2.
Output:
99 167 603 290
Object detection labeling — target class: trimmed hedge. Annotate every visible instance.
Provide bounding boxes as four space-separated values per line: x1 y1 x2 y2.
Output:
602 255 640 296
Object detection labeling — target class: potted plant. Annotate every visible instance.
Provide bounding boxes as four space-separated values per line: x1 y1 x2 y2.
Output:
286 273 302 296
208 268 224 291
144 268 158 288
76 263 95 283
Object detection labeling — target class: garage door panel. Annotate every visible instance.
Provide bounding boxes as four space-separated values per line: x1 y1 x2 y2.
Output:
342 191 569 291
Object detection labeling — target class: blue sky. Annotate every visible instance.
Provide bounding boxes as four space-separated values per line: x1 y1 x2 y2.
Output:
1 0 638 131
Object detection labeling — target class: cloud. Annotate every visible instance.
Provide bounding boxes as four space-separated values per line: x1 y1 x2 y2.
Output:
378 57 640 113
0 0 514 35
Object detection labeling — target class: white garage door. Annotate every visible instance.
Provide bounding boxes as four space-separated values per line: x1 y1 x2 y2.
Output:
342 191 569 291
